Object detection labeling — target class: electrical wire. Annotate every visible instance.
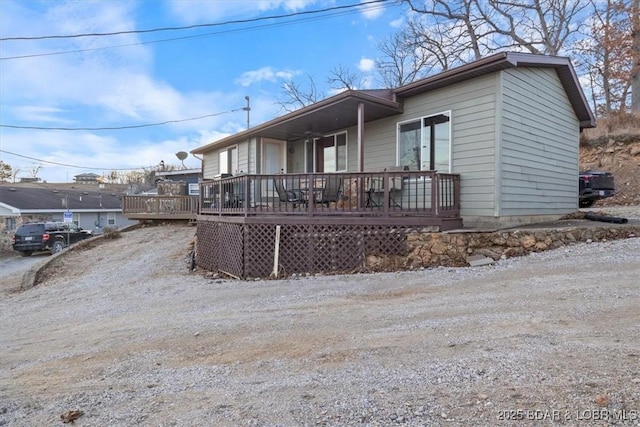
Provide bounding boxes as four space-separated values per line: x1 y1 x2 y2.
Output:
0 0 389 41
0 149 155 170
0 108 243 131
0 2 390 61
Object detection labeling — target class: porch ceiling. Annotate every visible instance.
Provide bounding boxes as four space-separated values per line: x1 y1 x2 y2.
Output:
259 97 402 141
192 91 402 153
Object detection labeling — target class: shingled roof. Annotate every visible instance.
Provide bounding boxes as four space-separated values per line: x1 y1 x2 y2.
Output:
0 185 123 212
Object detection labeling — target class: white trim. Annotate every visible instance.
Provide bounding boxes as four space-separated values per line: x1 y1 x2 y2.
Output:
188 183 200 196
313 131 348 172
0 202 21 214
494 72 503 217
107 212 116 226
396 110 452 172
218 144 239 174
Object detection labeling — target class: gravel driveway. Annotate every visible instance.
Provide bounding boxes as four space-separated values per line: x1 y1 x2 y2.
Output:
1 216 639 426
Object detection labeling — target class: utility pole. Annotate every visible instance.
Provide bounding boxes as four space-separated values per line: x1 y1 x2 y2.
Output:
243 96 251 129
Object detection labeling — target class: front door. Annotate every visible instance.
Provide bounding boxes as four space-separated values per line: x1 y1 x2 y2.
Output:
262 140 285 197
263 140 285 174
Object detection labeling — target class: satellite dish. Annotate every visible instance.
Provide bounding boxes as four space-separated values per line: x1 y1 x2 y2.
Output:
175 151 188 168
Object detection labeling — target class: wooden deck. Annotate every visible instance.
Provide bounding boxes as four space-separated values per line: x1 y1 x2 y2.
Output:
122 195 199 220
122 171 462 230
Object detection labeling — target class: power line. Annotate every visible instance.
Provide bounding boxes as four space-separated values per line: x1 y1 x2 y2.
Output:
0 3 389 61
0 0 389 41
0 109 243 131
0 149 155 170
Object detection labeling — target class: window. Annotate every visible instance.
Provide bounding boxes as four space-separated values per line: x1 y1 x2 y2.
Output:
188 183 200 196
398 112 451 172
219 146 238 174
4 217 16 231
107 213 116 226
314 132 347 172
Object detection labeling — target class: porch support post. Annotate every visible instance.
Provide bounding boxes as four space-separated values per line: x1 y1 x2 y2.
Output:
357 102 365 209
357 102 364 172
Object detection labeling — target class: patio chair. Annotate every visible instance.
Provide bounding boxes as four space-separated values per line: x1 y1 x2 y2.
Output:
317 176 343 207
273 178 306 208
366 167 403 208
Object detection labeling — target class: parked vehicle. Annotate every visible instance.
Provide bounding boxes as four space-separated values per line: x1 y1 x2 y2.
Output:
11 222 93 256
579 170 615 208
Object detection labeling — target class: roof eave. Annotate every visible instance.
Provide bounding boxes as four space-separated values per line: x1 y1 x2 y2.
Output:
192 90 401 154
395 51 595 129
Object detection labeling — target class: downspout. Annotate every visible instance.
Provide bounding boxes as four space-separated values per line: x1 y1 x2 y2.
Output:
192 153 204 176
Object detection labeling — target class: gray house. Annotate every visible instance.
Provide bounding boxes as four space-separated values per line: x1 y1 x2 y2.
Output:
0 184 138 232
190 52 595 277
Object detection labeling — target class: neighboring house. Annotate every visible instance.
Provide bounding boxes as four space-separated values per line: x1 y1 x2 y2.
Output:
187 52 595 278
0 184 138 232
74 173 102 184
155 168 201 196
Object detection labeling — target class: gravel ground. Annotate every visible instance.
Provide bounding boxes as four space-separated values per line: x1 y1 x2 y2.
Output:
1 208 640 427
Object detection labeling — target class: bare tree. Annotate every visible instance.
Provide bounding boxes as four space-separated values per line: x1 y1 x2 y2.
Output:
29 164 43 179
277 75 325 112
632 0 640 111
573 0 634 114
327 65 362 91
376 31 434 87
403 0 588 54
11 167 20 183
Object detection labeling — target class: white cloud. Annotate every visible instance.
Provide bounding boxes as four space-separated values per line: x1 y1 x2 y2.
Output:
358 57 375 73
359 0 384 19
166 0 320 23
234 67 300 87
390 17 404 28
12 106 72 123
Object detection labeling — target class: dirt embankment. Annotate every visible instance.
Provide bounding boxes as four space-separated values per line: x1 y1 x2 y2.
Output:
580 116 640 206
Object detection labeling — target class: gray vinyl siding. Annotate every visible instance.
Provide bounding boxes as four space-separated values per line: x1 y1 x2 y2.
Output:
202 140 252 178
248 138 257 174
355 74 498 216
237 140 249 174
202 152 218 180
499 68 579 215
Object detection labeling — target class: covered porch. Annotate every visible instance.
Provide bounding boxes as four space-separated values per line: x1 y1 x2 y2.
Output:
199 170 460 228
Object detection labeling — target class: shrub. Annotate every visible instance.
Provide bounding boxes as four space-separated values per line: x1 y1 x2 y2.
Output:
581 112 640 146
102 227 121 240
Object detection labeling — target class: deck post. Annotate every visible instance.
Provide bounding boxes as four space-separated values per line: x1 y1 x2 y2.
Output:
357 102 365 208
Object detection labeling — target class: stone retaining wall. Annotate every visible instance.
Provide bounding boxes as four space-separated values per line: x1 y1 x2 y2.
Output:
366 225 640 271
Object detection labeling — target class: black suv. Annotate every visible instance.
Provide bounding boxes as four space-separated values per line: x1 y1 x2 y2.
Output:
579 170 615 207
12 222 93 256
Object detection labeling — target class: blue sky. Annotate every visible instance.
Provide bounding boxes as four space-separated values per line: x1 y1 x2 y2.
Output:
0 0 406 183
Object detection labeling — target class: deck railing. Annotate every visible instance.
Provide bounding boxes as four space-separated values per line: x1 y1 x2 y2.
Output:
121 194 199 219
199 171 460 218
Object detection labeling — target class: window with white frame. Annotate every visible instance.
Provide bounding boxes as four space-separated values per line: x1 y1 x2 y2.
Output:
188 183 199 196
219 146 238 174
107 212 116 226
397 112 451 172
314 132 347 172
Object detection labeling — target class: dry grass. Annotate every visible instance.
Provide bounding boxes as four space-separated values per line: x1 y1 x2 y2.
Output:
102 227 122 239
581 112 640 146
